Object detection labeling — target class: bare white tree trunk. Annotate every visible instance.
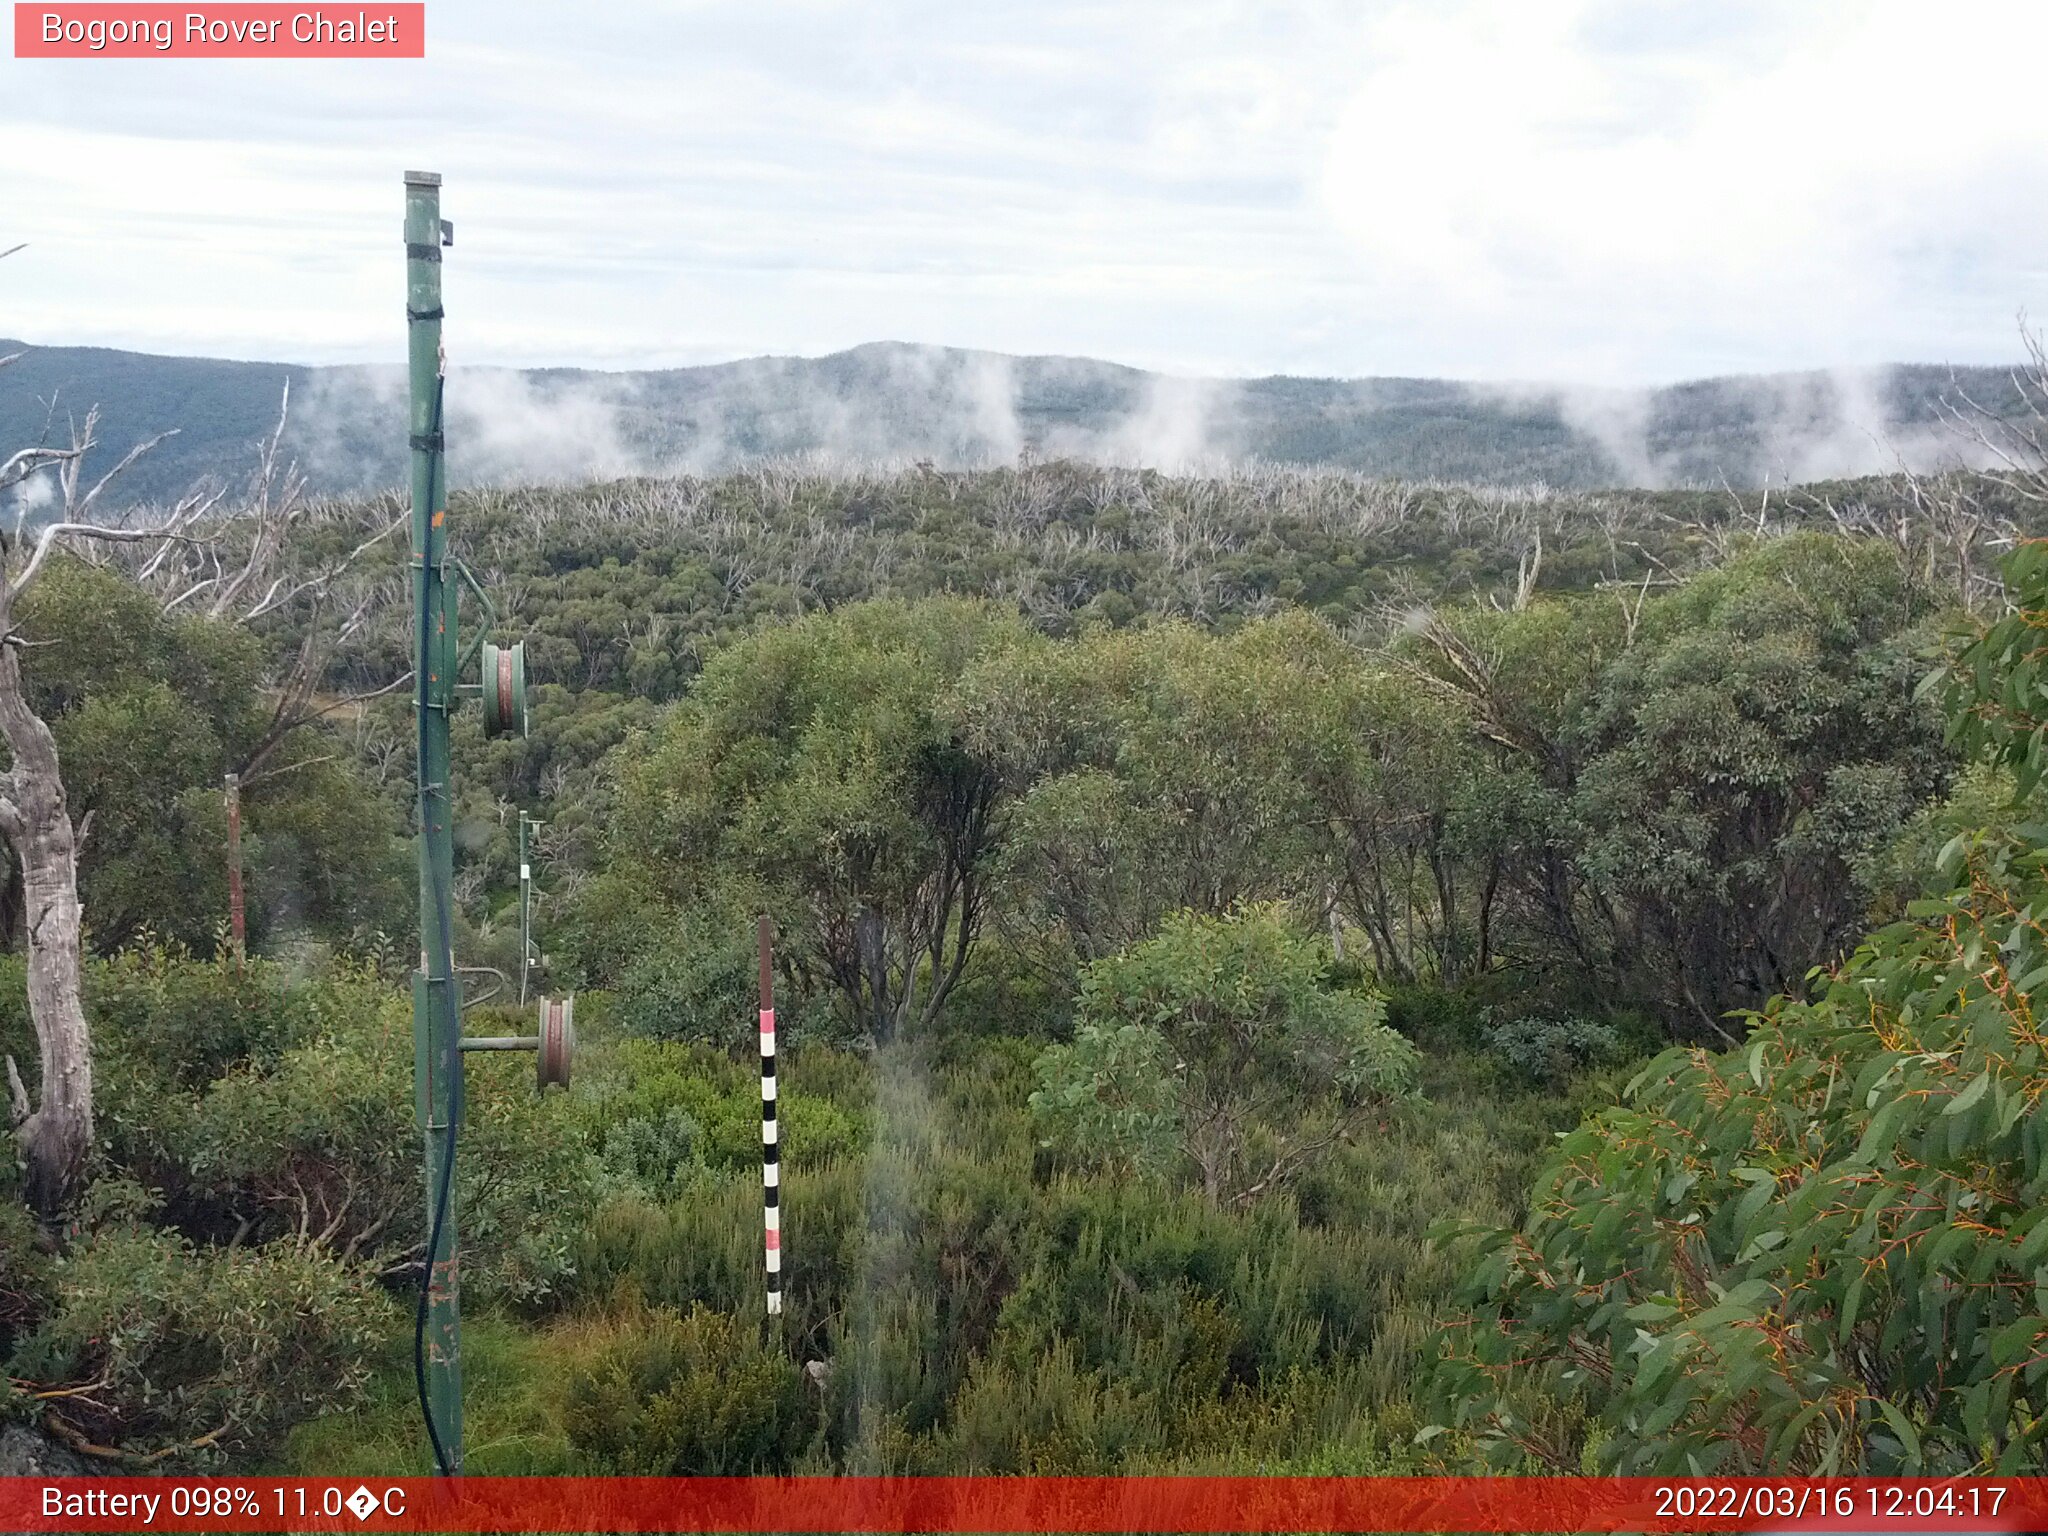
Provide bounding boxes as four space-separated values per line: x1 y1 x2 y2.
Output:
0 364 402 1216
0 600 91 1216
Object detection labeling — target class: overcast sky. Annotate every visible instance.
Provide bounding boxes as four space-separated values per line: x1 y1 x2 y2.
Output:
4 0 2045 385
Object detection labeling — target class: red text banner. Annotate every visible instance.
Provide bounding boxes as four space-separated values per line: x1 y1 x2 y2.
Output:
13 4 424 57
4 1477 2048 1533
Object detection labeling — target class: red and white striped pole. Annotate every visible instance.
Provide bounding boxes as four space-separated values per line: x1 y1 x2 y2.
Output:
758 916 782 1320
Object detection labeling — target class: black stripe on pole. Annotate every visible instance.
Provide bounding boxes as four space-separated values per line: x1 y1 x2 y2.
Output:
759 916 781 1318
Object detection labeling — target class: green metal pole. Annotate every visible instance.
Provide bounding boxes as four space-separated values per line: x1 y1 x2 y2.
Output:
405 168 463 1475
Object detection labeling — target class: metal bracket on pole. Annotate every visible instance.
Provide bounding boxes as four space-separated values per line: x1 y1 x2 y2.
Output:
452 558 497 675
458 994 575 1089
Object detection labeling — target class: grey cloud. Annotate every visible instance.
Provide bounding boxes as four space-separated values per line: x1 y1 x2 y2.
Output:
3 2 2042 386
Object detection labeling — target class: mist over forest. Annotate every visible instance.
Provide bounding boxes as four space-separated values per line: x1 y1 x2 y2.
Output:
14 0 2048 1496
6 251 2048 1485
0 335 2031 509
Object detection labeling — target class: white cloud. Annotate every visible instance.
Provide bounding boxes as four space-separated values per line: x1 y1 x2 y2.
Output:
1318 0 2048 380
0 0 2041 384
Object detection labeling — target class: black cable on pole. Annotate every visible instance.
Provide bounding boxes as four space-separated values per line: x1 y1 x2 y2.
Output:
412 372 460 1478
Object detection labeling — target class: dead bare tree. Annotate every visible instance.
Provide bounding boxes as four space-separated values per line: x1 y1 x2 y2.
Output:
1 350 402 1216
1508 525 1543 611
1939 327 2048 513
113 387 410 784
0 379 226 1215
1910 331 2048 612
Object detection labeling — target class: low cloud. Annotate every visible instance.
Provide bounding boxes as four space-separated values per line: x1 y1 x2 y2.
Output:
1078 373 1235 474
289 343 1253 488
1480 365 2013 490
283 341 2035 498
294 364 647 491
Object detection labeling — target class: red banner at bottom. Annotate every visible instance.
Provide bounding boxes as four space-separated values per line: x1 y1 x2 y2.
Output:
6 1476 2048 1533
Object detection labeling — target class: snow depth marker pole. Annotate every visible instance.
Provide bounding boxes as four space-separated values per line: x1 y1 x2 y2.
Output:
518 812 537 1006
223 771 245 964
759 915 782 1322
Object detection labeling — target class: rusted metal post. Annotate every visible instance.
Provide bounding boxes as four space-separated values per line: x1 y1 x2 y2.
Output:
223 772 245 964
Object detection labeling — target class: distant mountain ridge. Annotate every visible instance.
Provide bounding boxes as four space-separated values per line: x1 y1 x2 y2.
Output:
0 336 2027 507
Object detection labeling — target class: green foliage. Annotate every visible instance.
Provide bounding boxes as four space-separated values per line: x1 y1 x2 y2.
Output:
75 951 591 1306
551 867 670 993
1032 907 1418 1204
555 1021 1550 1475
1859 763 2027 912
88 944 339 1088
572 1038 869 1180
259 992 1569 1477
1404 534 1948 1034
961 615 1345 965
1031 1014 1177 1179
579 531 1949 1051
1941 536 2048 794
607 597 1032 1043
15 561 408 957
611 903 759 1049
587 1110 705 1203
1570 535 1947 1026
10 451 2024 1477
276 1316 588 1475
563 1302 812 1473
7 1197 392 1461
0 1191 54 1373
1479 1014 1626 1089
1427 537 2048 1474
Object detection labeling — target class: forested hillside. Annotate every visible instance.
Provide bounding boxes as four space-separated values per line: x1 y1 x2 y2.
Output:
0 336 2033 505
4 445 2048 1475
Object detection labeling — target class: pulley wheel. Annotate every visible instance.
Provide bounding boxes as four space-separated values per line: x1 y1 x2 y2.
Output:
537 994 574 1089
480 640 528 738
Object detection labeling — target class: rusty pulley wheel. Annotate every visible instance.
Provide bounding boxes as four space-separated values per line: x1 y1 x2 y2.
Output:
480 640 528 738
536 994 574 1089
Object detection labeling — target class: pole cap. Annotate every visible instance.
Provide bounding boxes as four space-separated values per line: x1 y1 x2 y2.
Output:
403 170 443 187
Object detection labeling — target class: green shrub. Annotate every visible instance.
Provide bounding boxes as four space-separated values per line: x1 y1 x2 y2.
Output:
574 1038 868 1175
1032 906 1418 1203
563 1302 811 1473
277 1317 587 1475
589 1108 704 1201
612 908 757 1049
1426 539 2048 1474
930 945 1073 1043
1479 1013 1624 1088
931 1336 1160 1472
7 1199 392 1462
1383 983 1485 1050
91 954 590 1307
548 867 671 994
0 1189 53 1373
570 1158 865 1351
91 945 355 1088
